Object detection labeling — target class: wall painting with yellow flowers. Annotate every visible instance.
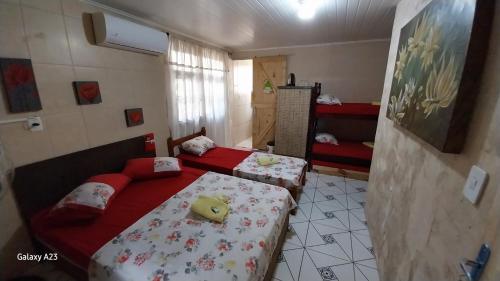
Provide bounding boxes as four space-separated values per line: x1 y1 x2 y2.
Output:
386 0 493 153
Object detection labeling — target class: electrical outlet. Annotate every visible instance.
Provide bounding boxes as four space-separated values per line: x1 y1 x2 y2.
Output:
463 165 488 204
27 116 43 132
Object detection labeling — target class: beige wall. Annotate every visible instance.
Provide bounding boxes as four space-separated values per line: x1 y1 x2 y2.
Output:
232 40 390 103
0 0 168 278
367 0 500 280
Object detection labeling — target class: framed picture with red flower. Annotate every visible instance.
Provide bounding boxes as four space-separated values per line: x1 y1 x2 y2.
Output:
0 58 42 113
72 81 102 105
124 108 144 127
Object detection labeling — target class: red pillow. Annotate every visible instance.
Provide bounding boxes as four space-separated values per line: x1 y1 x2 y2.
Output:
122 157 182 180
47 173 131 225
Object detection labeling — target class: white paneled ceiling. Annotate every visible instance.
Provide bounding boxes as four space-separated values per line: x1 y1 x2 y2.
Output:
89 0 399 51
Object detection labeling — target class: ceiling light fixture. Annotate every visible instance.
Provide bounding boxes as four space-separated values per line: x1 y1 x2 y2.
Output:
293 0 321 20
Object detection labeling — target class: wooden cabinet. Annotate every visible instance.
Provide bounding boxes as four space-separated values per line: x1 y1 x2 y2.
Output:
274 86 317 159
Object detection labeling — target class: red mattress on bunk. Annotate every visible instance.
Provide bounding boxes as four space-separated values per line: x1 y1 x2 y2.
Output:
177 147 253 175
30 167 206 269
312 141 373 161
315 103 380 117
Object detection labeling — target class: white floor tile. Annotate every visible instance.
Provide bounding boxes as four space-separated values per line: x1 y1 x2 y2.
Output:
304 189 318 202
332 232 353 260
346 196 364 210
355 259 377 270
299 250 324 281
283 226 304 250
351 234 374 261
349 192 367 203
346 179 368 187
356 264 380 281
298 191 313 204
352 230 372 248
330 263 356 281
332 210 350 229
307 244 351 264
305 223 327 246
298 202 313 219
335 194 349 209
283 248 304 281
311 218 349 234
354 265 369 281
305 172 319 189
312 189 330 202
290 207 310 224
317 186 346 197
317 175 345 190
273 261 294 281
315 200 347 213
310 203 331 220
349 208 366 223
348 212 368 231
291 222 310 246
332 180 348 194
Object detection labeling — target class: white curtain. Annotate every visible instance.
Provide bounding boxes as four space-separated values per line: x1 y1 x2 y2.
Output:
166 36 231 146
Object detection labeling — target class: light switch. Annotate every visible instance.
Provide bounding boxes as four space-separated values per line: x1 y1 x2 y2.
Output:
463 165 488 204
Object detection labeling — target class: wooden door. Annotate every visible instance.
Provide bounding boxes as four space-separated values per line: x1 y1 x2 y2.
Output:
252 56 286 150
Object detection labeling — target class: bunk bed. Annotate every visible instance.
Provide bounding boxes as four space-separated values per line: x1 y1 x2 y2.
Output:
310 102 380 178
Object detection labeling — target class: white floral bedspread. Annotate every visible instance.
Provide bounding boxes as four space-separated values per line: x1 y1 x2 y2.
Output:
233 152 307 189
89 172 296 281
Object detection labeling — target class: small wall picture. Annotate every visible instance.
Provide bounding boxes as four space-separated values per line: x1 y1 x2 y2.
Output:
73 81 102 105
125 108 144 127
0 58 42 113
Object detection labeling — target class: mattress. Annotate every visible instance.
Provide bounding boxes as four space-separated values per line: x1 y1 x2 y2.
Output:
312 141 373 161
30 167 206 269
177 147 252 175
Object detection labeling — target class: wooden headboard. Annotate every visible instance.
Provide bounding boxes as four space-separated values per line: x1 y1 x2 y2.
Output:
12 135 155 225
167 127 206 156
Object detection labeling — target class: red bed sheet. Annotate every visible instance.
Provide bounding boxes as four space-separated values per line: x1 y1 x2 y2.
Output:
312 141 373 161
177 147 252 175
31 167 206 269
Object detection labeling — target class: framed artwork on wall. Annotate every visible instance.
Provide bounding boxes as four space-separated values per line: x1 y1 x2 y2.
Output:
73 81 102 105
386 0 494 153
0 58 42 113
125 108 144 127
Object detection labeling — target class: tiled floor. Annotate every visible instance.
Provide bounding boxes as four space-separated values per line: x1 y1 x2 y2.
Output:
273 172 379 281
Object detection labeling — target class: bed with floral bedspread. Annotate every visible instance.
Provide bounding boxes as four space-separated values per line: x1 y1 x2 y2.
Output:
233 152 307 189
88 171 296 281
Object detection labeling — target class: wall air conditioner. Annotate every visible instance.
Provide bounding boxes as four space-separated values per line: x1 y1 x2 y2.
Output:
91 12 168 55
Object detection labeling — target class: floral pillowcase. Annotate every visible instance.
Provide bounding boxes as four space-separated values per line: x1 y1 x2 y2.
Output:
123 157 182 180
181 136 216 156
48 174 131 225
315 133 339 145
317 95 342 105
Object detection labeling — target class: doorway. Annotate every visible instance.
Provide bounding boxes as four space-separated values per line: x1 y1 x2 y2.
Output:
231 59 253 148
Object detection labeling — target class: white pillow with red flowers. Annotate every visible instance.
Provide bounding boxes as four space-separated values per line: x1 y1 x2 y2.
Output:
317 95 342 105
315 133 339 145
48 174 131 224
123 157 182 180
181 136 216 156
